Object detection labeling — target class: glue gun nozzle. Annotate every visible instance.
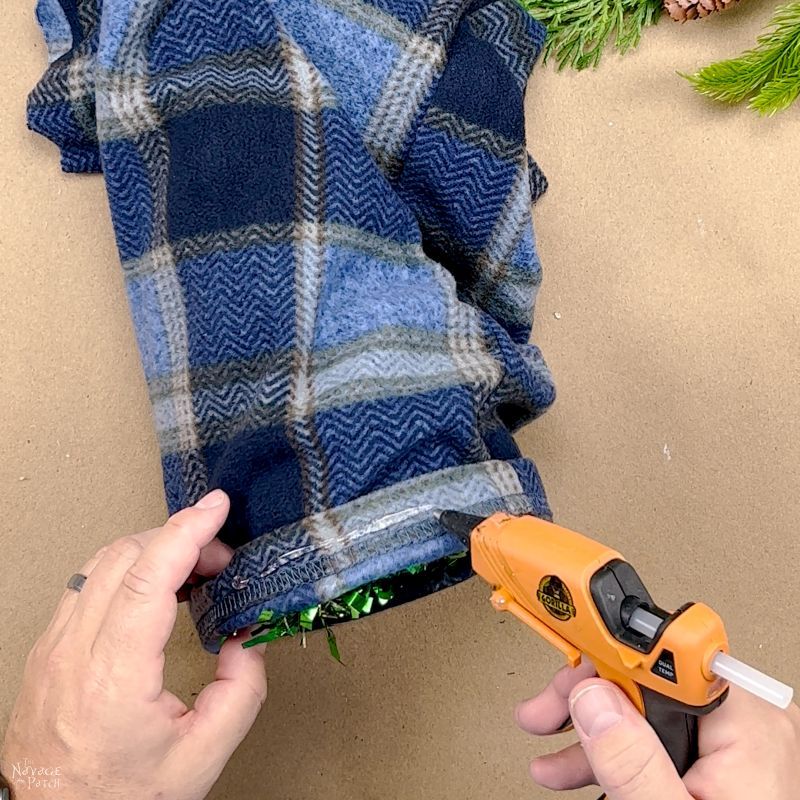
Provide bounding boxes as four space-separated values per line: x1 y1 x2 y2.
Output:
438 510 488 546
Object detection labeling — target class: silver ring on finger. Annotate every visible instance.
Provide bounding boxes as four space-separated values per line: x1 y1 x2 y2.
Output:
67 573 88 593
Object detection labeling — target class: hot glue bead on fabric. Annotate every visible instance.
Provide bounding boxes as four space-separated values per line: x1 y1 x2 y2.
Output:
28 0 554 653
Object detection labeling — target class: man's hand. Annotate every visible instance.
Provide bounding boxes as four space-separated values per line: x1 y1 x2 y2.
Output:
0 490 266 800
516 663 800 799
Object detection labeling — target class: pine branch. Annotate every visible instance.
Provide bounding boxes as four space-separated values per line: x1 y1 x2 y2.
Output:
685 2 800 114
521 0 662 70
750 68 800 114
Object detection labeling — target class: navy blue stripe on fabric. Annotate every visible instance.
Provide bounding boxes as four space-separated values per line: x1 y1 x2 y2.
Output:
434 22 524 141
315 385 482 507
204 425 306 549
55 0 83 49
28 0 557 651
165 103 296 240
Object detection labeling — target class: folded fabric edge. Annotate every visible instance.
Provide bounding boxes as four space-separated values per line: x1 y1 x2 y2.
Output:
190 458 550 652
35 0 74 63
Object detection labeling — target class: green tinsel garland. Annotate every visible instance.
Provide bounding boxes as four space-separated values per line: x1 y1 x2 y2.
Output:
239 552 469 661
685 2 800 115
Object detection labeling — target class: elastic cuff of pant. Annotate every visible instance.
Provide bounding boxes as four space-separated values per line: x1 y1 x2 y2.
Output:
190 457 550 652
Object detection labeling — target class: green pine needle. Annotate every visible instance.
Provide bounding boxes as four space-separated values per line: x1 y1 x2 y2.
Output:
685 2 800 115
521 0 662 70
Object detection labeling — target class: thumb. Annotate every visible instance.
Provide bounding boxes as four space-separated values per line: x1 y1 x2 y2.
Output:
569 680 693 800
182 636 268 760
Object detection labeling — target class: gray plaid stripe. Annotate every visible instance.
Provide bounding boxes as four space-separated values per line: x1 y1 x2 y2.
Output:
445 289 503 398
237 459 526 575
153 328 449 398
280 29 334 519
485 458 524 498
152 335 473 466
29 58 71 104
415 0 472 41
145 244 203 459
31 50 94 107
153 65 293 116
527 154 548 203
67 53 98 142
364 0 468 175
325 224 427 265
124 223 427 278
424 105 520 161
408 211 539 284
319 0 433 50
148 351 294 400
431 267 503 462
97 71 162 139
122 243 174 279
76 0 99 32
466 0 532 87
149 47 338 121
156 45 286 83
157 374 290 454
470 163 533 309
66 52 95 101
313 327 450 368
171 224 294 265
313 372 464 409
105 0 206 493
312 348 464 406
96 0 164 138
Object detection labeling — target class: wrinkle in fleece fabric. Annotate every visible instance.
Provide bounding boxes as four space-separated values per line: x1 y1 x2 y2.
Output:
28 0 555 651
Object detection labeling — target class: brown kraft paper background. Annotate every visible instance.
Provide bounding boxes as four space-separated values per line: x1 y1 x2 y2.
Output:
2 3 799 798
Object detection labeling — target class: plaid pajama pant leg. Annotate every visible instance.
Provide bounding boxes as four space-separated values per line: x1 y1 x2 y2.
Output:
28 0 554 651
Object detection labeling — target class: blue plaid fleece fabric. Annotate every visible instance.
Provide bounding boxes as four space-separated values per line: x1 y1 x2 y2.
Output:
29 0 554 651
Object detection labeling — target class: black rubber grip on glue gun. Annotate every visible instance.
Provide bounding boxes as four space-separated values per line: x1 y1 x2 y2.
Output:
642 687 700 775
595 687 729 800
643 686 728 774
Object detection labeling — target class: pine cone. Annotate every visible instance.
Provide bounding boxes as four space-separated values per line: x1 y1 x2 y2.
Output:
665 0 738 21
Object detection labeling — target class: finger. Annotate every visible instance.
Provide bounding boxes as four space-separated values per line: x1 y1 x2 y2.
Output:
691 685 772 755
177 538 234 603
530 742 595 791
44 546 108 642
91 491 230 679
158 689 190 720
70 533 154 638
570 679 693 800
194 538 234 577
179 636 267 759
516 658 596 735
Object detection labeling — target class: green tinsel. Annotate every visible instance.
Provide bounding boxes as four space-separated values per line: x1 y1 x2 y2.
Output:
685 2 800 115
241 553 468 662
521 0 662 70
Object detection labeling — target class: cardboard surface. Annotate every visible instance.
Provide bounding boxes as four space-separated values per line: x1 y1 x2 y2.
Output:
2 4 799 798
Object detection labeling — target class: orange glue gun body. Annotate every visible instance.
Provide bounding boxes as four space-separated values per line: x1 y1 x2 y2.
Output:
463 512 731 775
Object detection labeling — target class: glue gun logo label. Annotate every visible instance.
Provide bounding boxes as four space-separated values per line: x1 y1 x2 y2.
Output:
537 576 576 621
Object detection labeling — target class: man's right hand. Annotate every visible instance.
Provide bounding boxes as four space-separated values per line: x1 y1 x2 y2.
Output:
516 663 800 798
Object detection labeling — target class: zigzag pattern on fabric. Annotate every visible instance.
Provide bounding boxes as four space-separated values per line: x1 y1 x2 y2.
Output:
28 0 555 651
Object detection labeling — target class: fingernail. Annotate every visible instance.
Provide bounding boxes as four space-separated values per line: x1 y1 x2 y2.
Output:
570 685 623 739
195 489 226 509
